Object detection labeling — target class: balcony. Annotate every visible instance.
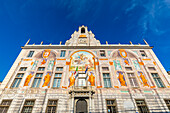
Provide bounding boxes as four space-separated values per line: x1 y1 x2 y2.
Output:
69 86 95 97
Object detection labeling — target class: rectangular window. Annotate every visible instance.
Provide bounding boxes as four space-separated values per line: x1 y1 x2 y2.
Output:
164 99 170 111
21 100 35 113
135 99 149 113
53 73 62 88
148 67 156 71
11 73 24 88
38 67 45 71
100 50 106 57
125 67 132 71
56 67 63 71
32 73 43 88
127 73 139 87
151 73 164 88
78 73 86 87
106 99 117 113
0 100 12 113
46 100 57 113
140 50 147 57
102 67 109 71
103 73 112 88
60 50 66 57
27 51 34 57
19 67 27 71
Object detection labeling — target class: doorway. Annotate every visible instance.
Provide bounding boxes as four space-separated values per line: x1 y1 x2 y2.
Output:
76 99 88 113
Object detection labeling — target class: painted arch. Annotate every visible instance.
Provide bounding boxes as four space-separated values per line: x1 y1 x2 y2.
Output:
69 50 95 71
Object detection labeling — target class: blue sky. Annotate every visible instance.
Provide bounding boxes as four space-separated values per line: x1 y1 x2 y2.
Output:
0 0 170 81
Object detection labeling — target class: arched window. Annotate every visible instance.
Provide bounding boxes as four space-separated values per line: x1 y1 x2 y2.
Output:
81 28 85 33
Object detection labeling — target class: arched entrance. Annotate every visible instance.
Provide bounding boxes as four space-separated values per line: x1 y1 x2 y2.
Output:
76 99 88 113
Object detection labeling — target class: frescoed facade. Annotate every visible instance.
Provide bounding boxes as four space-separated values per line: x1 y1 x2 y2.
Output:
0 25 170 113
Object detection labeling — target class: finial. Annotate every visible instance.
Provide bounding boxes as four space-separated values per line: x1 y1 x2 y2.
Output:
138 43 141 45
119 43 121 45
40 41 43 45
33 43 35 45
25 39 30 45
49 43 52 45
60 41 62 45
143 39 149 45
106 41 108 45
129 41 133 45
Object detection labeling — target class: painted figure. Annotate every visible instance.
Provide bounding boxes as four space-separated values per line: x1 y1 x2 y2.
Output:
68 73 75 87
118 73 126 86
88 73 95 86
24 74 33 86
140 72 149 86
42 73 51 87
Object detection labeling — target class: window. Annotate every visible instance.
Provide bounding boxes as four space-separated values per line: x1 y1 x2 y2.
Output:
38 67 45 71
32 73 43 88
164 99 170 110
127 73 138 87
53 73 62 88
151 73 164 88
81 28 85 33
100 50 106 57
148 67 156 71
102 67 109 71
78 73 86 87
125 67 132 71
106 100 117 113
46 100 58 113
103 73 112 88
21 100 35 113
19 67 27 71
140 50 147 57
56 67 63 71
0 100 12 113
135 100 149 113
60 50 66 57
11 73 24 88
27 51 34 57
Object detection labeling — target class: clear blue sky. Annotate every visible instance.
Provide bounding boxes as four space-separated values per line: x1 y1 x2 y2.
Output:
0 0 170 81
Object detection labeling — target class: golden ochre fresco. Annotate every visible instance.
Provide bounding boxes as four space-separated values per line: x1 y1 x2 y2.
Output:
24 73 33 86
70 50 95 71
42 73 51 87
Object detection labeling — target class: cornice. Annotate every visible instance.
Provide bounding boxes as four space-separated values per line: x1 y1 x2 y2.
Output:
21 45 153 49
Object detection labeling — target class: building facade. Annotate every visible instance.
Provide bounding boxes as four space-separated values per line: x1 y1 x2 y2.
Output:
0 25 170 113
